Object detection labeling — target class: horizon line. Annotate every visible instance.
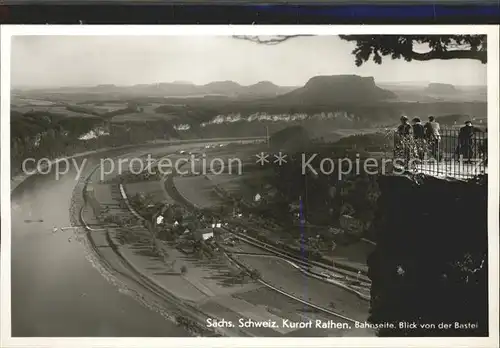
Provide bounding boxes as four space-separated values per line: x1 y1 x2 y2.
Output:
11 76 487 91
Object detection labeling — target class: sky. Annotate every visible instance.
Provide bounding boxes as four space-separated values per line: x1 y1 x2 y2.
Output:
11 35 487 88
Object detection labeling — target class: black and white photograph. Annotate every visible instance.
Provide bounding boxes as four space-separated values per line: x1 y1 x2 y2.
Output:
1 26 498 345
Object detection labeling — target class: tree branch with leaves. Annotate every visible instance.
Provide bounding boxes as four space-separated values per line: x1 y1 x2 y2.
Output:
339 35 487 66
233 34 487 64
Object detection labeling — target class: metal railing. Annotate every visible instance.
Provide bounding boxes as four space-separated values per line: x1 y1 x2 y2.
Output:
392 128 487 179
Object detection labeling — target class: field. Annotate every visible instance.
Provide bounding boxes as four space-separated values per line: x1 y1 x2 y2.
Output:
11 105 99 118
11 96 182 122
234 255 369 322
110 112 177 123
78 102 128 113
125 181 173 204
174 176 224 208
13 98 56 106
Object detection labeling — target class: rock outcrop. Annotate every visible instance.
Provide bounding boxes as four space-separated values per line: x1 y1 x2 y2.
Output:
368 173 488 336
277 75 397 105
425 83 457 95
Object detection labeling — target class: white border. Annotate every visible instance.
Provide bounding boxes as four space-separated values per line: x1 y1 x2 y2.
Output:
1 25 499 348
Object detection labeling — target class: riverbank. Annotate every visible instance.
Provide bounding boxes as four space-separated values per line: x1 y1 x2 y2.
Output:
10 148 193 337
84 146 363 336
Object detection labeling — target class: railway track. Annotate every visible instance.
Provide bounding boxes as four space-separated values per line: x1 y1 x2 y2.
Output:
72 145 364 333
72 163 247 337
162 171 365 322
227 232 371 285
164 171 370 284
222 251 358 325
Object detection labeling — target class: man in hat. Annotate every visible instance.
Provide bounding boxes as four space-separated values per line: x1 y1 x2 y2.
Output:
412 117 426 160
395 116 413 166
424 116 441 160
457 120 484 163
411 117 425 140
397 115 412 138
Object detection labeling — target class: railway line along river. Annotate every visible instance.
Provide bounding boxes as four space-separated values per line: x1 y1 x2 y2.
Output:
11 138 370 337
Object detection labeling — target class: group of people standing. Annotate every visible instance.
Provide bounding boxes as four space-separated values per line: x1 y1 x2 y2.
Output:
395 115 486 163
396 115 441 161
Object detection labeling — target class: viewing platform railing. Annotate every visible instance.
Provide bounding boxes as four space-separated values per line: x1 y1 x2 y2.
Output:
391 127 487 179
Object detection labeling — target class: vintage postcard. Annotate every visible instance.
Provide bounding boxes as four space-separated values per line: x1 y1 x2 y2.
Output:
1 25 498 347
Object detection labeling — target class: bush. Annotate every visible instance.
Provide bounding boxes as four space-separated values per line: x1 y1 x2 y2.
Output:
249 269 261 280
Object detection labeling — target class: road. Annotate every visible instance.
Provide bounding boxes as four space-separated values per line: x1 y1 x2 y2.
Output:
11 139 260 337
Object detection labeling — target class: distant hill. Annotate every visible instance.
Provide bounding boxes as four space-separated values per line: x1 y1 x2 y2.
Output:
202 81 242 96
25 80 297 99
13 74 487 131
275 75 397 105
242 81 296 98
425 83 457 95
380 83 486 103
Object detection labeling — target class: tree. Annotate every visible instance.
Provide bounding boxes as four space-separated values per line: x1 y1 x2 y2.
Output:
233 35 487 65
339 35 487 66
248 269 261 280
